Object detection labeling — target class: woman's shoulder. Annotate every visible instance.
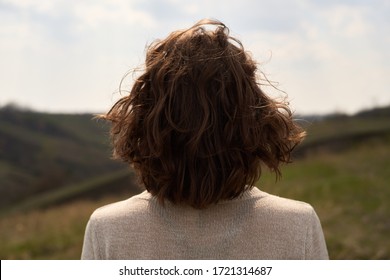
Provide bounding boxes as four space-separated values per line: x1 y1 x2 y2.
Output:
89 190 152 222
246 188 328 259
247 187 318 223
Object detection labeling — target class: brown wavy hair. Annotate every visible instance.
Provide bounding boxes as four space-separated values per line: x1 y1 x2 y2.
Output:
102 19 305 209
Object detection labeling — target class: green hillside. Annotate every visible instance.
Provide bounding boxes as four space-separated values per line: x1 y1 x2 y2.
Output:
0 106 131 211
296 112 390 157
258 106 390 259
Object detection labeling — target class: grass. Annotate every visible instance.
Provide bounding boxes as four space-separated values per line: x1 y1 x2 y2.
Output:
0 196 128 259
1 169 134 215
0 167 139 259
0 110 123 209
258 135 390 259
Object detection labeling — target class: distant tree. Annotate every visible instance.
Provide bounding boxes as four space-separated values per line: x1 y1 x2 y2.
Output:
0 102 32 113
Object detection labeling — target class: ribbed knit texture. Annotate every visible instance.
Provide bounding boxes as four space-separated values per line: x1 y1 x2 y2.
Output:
81 188 328 259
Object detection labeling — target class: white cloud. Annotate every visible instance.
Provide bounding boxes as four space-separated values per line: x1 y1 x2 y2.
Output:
321 4 373 38
2 0 58 14
72 0 157 30
240 1 390 114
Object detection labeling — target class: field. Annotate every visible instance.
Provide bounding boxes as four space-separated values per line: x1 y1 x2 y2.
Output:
261 134 390 259
0 172 140 259
0 106 389 259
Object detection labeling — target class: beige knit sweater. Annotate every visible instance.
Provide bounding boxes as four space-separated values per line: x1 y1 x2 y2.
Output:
81 188 328 259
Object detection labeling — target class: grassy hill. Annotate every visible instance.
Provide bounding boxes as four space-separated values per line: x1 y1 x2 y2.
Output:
295 109 390 157
259 106 390 259
0 106 134 212
0 105 389 259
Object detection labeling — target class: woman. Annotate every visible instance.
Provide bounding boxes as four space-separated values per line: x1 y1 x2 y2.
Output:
81 19 328 259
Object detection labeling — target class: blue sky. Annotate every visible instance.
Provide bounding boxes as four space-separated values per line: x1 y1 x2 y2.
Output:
1 0 389 115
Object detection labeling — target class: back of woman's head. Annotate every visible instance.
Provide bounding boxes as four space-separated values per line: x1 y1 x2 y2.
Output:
104 19 305 209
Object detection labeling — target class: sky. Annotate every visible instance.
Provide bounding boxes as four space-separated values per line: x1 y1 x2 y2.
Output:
0 0 389 115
